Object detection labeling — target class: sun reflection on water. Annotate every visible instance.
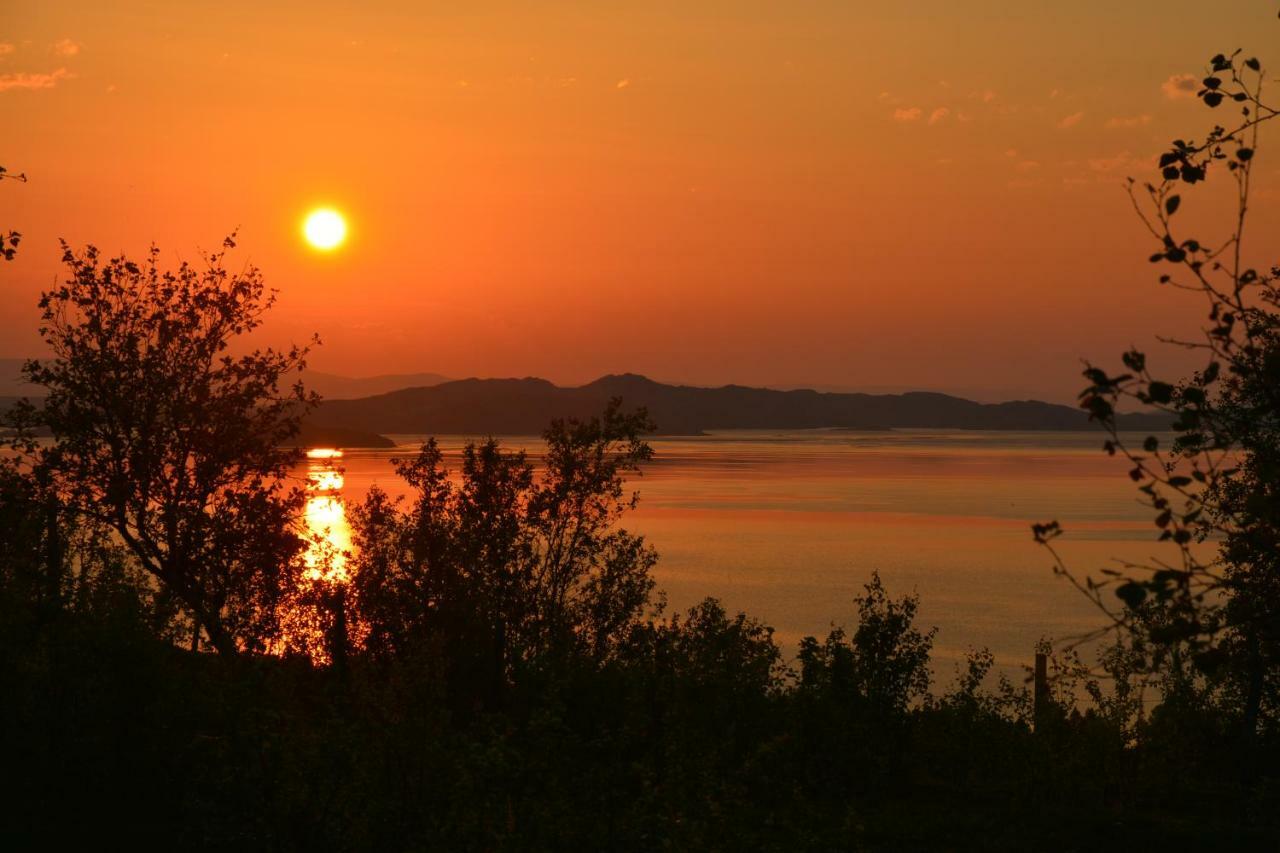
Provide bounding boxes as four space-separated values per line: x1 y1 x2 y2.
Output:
277 447 358 662
303 448 351 582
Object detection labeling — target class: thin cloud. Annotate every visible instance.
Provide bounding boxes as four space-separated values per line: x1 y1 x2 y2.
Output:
892 107 923 122
1057 111 1085 129
1088 151 1147 173
1106 114 1153 129
1015 160 1041 173
0 43 15 56
615 78 631 89
53 38 80 57
928 107 950 125
1162 74 1198 100
0 67 72 92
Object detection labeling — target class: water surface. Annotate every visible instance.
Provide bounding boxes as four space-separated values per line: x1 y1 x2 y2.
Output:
303 429 1167 678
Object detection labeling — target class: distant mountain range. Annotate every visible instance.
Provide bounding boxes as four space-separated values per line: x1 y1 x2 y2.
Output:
0 363 1169 441
308 373 1168 437
0 359 42 398
300 370 452 400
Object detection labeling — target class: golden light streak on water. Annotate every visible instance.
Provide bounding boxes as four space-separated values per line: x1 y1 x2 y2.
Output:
303 449 351 582
310 469 345 492
275 447 364 663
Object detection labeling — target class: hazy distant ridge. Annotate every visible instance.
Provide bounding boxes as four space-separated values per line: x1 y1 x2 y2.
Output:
0 359 42 397
300 370 452 400
309 373 1167 435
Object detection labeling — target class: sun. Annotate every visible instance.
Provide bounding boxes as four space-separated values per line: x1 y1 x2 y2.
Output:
302 208 348 251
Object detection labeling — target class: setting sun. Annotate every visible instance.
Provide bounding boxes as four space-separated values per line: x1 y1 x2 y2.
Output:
302 208 347 251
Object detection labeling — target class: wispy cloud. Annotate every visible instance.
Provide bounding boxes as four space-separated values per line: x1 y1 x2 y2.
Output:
1088 151 1147 173
0 67 72 92
1105 114 1153 129
1162 74 1198 100
928 107 950 125
892 106 923 122
0 43 15 57
615 78 631 90
1057 111 1085 129
53 38 80 57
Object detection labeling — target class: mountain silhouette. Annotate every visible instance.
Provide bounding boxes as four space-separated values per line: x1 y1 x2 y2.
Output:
0 359 42 397
308 373 1169 436
300 370 452 399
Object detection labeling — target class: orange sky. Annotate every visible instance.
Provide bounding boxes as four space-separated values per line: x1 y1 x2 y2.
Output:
3 1 1277 401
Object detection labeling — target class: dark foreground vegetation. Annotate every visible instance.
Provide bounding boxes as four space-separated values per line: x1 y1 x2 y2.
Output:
3 545 1277 850
5 38 1280 852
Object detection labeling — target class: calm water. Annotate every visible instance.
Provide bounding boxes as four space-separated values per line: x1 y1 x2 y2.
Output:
302 430 1167 678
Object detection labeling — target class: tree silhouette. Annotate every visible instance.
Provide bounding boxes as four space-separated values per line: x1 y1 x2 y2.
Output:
16 236 318 656
1036 46 1280 753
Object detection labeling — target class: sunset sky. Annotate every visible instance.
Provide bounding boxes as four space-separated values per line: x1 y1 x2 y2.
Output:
3 1 1276 401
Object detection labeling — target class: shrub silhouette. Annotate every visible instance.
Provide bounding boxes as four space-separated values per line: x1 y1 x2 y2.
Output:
348 401 657 707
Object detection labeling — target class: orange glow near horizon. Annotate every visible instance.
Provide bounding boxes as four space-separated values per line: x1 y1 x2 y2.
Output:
3 2 1277 402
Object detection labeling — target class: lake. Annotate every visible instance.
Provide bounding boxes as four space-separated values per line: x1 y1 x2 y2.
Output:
302 429 1166 680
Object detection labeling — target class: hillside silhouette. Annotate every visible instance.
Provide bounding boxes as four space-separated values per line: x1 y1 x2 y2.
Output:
300 369 452 400
308 373 1169 436
0 359 42 398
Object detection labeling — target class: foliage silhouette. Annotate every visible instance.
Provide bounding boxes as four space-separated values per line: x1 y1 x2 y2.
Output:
348 401 656 705
1035 39 1280 800
9 236 317 655
0 164 25 261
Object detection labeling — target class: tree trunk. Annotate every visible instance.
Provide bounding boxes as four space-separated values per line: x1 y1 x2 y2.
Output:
1241 628 1263 791
197 612 239 658
327 586 349 671
44 494 62 612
